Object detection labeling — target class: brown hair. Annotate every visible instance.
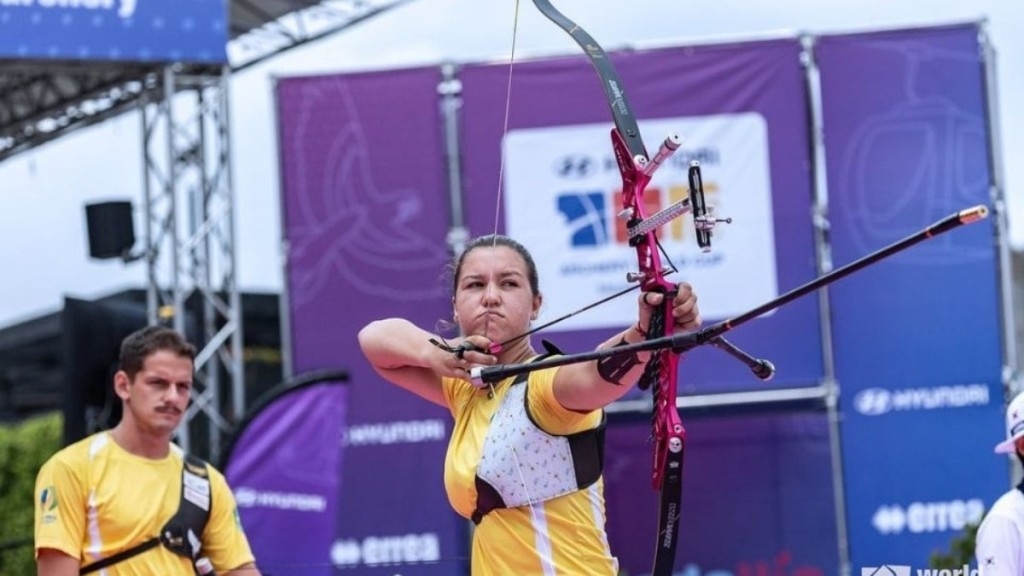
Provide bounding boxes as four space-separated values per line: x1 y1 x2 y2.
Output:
451 235 540 296
118 326 196 379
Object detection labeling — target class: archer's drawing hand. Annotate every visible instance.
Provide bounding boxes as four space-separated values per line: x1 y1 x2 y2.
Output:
434 335 497 381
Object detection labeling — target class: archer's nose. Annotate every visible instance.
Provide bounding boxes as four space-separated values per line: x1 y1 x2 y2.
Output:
481 284 500 306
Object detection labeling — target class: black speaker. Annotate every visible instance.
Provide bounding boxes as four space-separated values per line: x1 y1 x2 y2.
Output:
61 297 147 445
85 201 135 260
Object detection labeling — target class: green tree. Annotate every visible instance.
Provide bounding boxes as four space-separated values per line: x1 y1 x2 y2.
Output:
0 412 62 575
930 520 980 569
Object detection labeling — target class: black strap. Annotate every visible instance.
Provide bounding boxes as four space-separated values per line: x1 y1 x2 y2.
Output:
472 476 508 525
538 339 564 358
161 453 213 561
80 538 160 574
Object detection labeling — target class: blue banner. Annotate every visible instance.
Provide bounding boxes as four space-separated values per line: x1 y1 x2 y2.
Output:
0 0 227 64
818 23 1008 567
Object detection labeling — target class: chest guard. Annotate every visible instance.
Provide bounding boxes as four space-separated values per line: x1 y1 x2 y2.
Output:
472 369 605 524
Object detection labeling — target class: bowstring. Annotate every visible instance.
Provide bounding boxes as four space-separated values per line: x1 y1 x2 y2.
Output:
481 0 522 382
479 0 521 359
484 0 542 535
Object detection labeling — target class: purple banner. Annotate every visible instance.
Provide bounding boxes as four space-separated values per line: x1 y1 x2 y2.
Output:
225 380 348 576
818 23 1007 567
276 68 467 575
605 412 838 576
458 38 823 394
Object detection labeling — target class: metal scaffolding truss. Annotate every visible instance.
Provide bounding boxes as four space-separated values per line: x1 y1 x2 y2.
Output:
0 0 415 459
140 66 242 461
229 0 417 72
0 60 169 163
0 0 416 162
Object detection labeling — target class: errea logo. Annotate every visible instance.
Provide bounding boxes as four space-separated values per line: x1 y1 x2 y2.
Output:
331 533 440 567
853 384 989 416
872 499 984 535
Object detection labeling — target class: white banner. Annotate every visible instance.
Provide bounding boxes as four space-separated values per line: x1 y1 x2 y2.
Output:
503 113 777 331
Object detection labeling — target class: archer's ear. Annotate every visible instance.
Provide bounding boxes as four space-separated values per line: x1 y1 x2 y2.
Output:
532 293 543 318
112 371 132 401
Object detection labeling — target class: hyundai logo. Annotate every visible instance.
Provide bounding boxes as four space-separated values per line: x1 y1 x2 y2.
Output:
854 388 892 416
553 154 599 179
852 384 990 416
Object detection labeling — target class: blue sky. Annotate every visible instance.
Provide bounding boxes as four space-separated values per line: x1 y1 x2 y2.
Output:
0 0 1020 328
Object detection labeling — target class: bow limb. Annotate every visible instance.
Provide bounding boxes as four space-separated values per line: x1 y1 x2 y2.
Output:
530 0 647 161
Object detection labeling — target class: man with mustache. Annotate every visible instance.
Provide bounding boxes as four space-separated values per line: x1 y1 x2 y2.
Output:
34 326 260 575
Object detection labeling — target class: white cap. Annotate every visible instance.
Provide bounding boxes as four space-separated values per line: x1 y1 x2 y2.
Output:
995 392 1024 454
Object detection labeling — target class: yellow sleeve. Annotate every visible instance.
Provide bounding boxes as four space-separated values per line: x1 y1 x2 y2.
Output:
526 367 602 436
34 454 86 560
441 376 458 414
202 468 256 572
441 376 476 416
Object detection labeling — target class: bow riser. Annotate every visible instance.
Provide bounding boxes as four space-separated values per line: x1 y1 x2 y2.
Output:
612 130 674 292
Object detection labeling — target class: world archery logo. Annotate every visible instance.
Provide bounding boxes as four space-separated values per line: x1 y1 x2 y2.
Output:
862 566 910 576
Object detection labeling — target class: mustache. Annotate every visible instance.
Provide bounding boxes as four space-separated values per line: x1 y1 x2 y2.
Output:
155 406 182 415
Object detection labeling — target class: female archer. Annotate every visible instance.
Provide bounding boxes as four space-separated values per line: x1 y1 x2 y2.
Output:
358 234 701 575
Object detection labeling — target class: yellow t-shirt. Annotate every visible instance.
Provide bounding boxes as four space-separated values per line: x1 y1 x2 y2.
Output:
442 366 619 576
34 432 255 575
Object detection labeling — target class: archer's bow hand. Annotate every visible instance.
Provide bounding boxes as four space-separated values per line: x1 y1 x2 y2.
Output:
637 282 702 337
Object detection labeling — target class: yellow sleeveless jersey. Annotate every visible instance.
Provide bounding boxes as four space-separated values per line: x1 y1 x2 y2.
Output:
34 432 255 574
442 366 619 575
